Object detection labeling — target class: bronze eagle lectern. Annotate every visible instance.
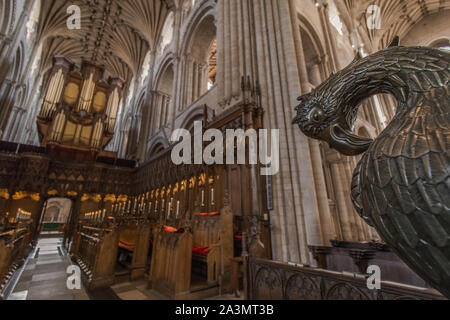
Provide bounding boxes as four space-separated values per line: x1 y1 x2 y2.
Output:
293 37 450 298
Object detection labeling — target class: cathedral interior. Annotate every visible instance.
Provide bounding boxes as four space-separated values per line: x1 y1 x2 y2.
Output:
0 0 449 301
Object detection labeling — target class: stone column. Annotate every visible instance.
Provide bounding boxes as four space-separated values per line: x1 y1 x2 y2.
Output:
154 92 162 130
215 0 348 264
0 85 7 134
137 50 157 161
179 56 187 111
186 57 194 107
309 58 323 87
254 0 328 263
0 38 12 88
149 91 158 136
169 56 180 129
325 149 379 243
196 63 203 99
299 50 335 245
309 140 335 242
326 150 355 241
3 106 18 141
328 198 341 239
216 0 225 105
341 157 366 241
11 108 26 142
230 0 240 99
197 64 203 97
119 129 128 159
0 81 15 133
217 0 258 106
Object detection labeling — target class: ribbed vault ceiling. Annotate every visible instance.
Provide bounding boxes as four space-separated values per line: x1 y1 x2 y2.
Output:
339 0 450 48
32 0 449 87
35 0 174 86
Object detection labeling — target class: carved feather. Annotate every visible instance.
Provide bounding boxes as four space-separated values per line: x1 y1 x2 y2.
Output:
294 44 450 298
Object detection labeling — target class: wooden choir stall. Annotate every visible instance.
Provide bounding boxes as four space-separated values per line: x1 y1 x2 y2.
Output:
0 208 33 299
71 195 154 289
71 209 119 290
141 103 270 299
114 196 153 281
67 102 271 299
147 182 234 299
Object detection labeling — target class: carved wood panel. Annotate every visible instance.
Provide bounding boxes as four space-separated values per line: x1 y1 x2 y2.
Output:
248 258 445 300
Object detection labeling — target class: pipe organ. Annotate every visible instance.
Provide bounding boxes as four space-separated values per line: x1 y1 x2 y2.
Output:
37 56 124 161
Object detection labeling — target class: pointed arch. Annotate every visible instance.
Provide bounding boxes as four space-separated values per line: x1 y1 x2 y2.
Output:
178 0 217 109
0 0 14 36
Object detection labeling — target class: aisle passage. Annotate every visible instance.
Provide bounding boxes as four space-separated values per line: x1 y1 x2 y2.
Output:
5 237 241 300
7 238 89 300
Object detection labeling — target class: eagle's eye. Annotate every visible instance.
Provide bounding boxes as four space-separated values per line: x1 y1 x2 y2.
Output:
309 107 325 124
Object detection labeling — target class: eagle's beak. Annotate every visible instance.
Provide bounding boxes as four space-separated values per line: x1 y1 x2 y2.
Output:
327 123 373 156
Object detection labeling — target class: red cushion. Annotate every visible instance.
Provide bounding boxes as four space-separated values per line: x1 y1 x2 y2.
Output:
198 212 220 216
119 241 135 251
164 226 178 233
192 245 211 256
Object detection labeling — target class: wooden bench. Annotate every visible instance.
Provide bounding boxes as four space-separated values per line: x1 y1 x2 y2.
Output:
0 226 31 298
72 225 119 290
149 226 192 298
118 222 151 280
191 205 233 284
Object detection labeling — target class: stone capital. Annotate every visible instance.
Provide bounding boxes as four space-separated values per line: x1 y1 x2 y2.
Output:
309 245 331 269
349 249 376 274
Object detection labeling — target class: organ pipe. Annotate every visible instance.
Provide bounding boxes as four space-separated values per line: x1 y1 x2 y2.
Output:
38 57 124 157
50 111 65 142
106 88 120 132
77 73 95 112
41 68 64 118
52 72 65 117
91 120 103 148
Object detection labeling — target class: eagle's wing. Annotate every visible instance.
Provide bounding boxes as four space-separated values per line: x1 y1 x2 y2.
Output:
360 80 450 295
351 160 374 227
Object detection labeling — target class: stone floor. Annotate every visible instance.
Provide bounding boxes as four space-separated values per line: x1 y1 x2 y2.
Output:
6 237 241 300
7 237 90 300
110 280 169 300
109 280 242 300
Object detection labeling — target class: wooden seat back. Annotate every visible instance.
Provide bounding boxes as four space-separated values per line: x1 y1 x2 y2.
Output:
0 228 31 294
191 206 234 283
149 227 192 298
119 227 137 251
118 222 152 280
73 225 119 290
0 239 13 286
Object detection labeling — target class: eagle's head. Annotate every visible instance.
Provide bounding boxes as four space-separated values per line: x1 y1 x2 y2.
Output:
293 85 373 156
